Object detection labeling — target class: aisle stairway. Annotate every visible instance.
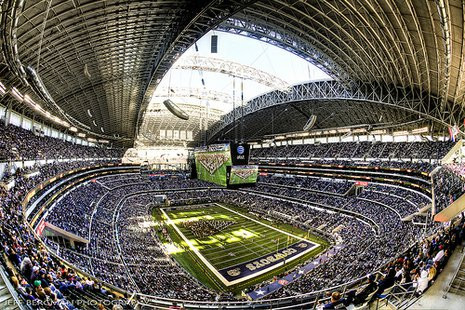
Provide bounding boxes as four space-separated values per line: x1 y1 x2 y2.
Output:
0 274 20 310
449 252 465 295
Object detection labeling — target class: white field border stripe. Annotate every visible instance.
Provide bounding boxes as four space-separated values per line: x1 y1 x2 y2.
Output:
160 208 229 285
161 204 321 286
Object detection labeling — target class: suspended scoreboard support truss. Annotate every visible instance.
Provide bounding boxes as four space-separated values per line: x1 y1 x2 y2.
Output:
207 80 455 141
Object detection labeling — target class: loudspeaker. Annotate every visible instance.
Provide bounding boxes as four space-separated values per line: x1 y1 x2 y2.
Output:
211 35 218 53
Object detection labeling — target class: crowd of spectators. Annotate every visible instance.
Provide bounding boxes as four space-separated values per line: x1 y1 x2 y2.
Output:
46 181 379 301
96 174 147 189
259 175 354 195
2 151 460 307
357 184 431 217
319 216 465 308
43 178 227 300
443 163 465 178
241 182 425 297
117 197 222 300
444 163 465 178
0 160 130 309
0 121 124 161
251 141 454 172
251 141 453 161
433 166 465 214
47 182 107 238
40 171 438 302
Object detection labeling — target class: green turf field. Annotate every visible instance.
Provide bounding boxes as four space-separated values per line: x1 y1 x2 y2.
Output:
154 203 329 294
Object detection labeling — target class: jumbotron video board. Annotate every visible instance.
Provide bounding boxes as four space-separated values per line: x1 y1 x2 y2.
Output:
228 165 259 185
194 143 232 186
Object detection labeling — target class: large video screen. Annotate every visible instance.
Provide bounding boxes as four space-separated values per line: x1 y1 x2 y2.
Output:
194 144 232 186
228 165 259 185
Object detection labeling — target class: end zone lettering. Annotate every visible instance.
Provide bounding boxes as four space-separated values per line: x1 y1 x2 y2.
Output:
246 248 297 271
219 240 317 282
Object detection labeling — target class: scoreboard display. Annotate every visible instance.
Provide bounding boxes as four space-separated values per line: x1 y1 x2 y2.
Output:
228 165 259 185
194 144 232 186
194 143 257 187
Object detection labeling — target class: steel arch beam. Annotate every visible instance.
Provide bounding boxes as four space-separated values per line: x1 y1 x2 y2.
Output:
207 80 450 141
154 87 234 104
173 55 291 91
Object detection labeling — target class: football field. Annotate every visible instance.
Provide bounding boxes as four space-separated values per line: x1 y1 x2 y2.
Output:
158 203 328 291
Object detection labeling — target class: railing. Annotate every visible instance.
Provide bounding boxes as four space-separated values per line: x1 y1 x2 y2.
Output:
135 273 371 309
135 274 421 310
377 282 419 310
444 248 465 297
0 157 122 180
0 262 29 310
12 166 459 310
441 140 463 165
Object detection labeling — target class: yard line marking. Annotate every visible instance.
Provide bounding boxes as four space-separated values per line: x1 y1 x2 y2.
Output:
206 233 295 262
210 241 302 268
200 227 281 253
215 204 311 242
173 205 304 268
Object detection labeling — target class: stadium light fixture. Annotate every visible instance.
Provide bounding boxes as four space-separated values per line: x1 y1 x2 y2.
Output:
11 87 24 101
393 130 409 136
77 133 86 138
370 129 386 135
3 78 93 134
23 94 35 105
0 81 6 95
69 127 78 132
24 93 70 127
412 126 429 134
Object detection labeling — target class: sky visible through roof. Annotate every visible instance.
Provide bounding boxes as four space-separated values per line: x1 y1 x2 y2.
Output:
150 31 331 113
